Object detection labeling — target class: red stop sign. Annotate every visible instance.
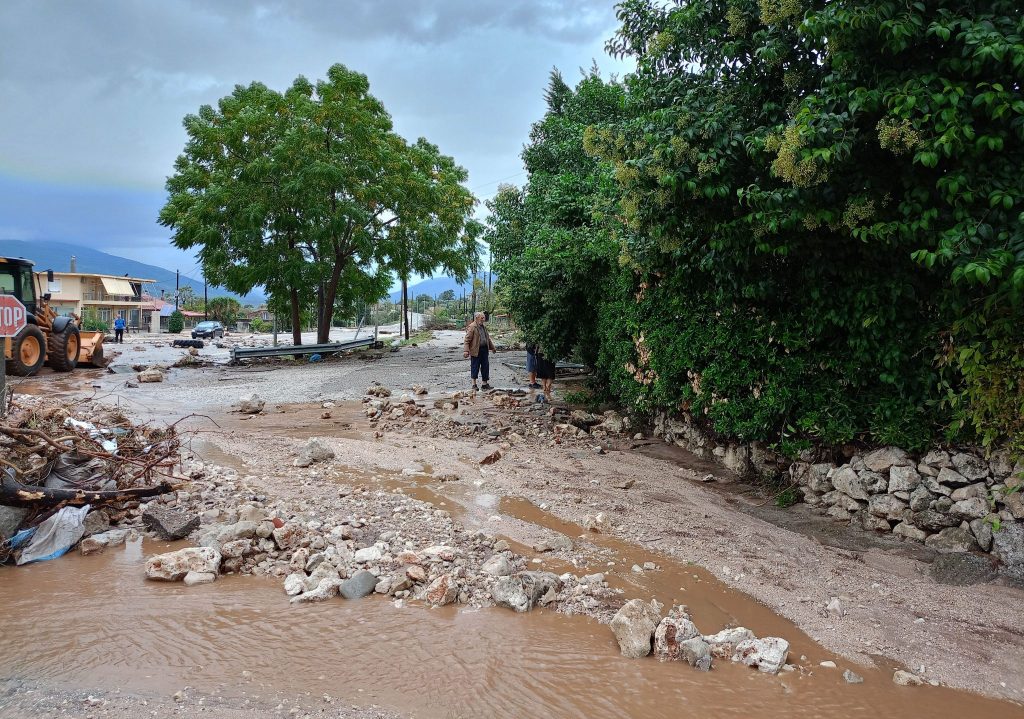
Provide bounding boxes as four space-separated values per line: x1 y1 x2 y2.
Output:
0 295 28 337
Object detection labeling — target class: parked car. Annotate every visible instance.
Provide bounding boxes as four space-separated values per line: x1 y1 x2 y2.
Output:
191 321 224 339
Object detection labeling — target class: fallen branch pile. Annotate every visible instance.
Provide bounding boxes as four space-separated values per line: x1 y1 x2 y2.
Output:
0 399 184 511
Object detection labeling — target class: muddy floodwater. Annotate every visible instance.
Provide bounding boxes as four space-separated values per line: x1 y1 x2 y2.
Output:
1 539 1021 719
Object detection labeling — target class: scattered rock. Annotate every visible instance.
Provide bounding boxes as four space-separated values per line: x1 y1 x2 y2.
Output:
703 627 755 658
610 599 663 659
424 573 459 606
145 546 221 581
292 577 342 603
238 393 265 414
654 608 700 661
340 570 380 600
142 505 200 540
353 545 384 563
481 554 513 577
479 449 502 465
843 669 864 684
79 529 130 556
732 637 790 674
583 512 609 533
294 437 335 468
137 368 163 383
893 670 925 686
910 510 958 533
893 521 928 542
183 571 217 586
283 573 305 596
680 638 712 671
533 535 573 553
491 575 531 613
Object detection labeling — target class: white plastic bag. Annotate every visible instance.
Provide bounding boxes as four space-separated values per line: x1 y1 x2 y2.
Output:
16 505 91 564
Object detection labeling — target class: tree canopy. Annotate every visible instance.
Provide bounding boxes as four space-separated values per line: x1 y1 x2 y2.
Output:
489 1 1024 454
160 63 479 344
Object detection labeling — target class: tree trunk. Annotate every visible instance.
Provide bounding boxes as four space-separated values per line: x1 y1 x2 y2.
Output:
0 474 180 509
317 245 349 344
289 287 302 346
402 277 410 340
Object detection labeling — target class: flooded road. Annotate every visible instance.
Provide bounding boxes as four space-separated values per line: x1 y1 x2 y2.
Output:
2 539 1021 719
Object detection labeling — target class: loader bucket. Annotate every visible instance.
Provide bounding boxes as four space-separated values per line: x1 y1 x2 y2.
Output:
78 331 106 367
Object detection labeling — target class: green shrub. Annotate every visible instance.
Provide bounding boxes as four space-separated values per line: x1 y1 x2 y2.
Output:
168 310 185 334
249 318 269 333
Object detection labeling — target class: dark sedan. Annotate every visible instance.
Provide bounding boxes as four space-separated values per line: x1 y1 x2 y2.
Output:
191 321 224 339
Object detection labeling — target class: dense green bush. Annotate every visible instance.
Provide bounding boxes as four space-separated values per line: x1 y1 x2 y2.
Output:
167 310 185 334
489 0 1024 454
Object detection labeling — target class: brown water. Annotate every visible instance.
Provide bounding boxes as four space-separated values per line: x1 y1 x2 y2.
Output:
3 540 1021 719
5 403 1023 717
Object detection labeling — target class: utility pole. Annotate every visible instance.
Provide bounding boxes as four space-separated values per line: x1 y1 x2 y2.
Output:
175 270 179 311
203 275 208 321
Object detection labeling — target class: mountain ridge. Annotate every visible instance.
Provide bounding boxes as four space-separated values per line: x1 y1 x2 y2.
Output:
0 239 266 305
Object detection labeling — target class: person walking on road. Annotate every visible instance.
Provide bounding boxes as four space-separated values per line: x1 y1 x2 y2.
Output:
113 314 126 344
535 347 556 400
463 311 496 391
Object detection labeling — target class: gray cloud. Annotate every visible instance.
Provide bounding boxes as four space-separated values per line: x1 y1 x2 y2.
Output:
0 0 628 272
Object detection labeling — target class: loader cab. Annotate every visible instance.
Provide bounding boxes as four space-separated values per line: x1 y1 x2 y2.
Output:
0 257 39 316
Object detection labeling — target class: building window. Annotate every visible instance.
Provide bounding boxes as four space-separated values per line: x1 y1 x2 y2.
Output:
47 279 62 294
100 309 111 323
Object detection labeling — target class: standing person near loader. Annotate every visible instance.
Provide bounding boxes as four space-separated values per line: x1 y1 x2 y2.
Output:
113 314 126 344
463 311 496 391
535 346 556 400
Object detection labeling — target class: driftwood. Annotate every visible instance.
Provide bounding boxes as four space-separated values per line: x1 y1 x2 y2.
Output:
0 474 179 509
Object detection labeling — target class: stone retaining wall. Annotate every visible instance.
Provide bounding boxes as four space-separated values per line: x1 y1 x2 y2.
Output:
652 412 1024 582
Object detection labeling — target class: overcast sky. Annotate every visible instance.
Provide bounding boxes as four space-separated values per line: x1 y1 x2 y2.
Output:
0 0 628 280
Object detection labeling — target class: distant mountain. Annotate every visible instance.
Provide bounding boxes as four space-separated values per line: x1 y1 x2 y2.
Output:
388 275 490 303
0 240 265 305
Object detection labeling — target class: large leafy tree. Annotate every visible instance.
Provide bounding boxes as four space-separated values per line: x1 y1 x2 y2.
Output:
493 1 1023 452
488 69 626 364
160 64 478 345
205 296 241 326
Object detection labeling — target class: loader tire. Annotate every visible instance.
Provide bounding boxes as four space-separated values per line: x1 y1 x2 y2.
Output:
47 322 81 372
7 325 47 376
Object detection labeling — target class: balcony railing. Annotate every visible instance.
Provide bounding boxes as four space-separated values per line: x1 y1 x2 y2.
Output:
82 292 142 303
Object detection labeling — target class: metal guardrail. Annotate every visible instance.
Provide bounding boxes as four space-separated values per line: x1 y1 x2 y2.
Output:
230 336 377 362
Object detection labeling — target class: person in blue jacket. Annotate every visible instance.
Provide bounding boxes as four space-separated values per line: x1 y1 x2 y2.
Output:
113 315 126 344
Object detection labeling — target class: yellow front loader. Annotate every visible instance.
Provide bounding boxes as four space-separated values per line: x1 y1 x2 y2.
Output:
1 257 105 376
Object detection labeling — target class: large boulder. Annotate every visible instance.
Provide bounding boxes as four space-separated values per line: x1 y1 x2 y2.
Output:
909 485 934 512
951 453 989 481
949 497 989 522
137 368 164 383
732 637 790 674
238 393 265 414
888 465 921 493
491 572 560 612
703 627 755 659
294 437 335 468
909 510 958 533
340 570 379 599
653 608 700 661
145 546 221 581
924 527 980 553
868 494 908 521
863 447 910 472
481 554 513 577
992 523 1024 581
423 573 459 606
937 467 971 487
142 505 199 540
928 553 998 586
0 506 28 541
610 599 663 659
830 467 869 501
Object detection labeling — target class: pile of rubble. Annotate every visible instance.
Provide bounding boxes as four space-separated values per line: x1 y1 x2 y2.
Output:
791 447 1024 580
0 397 182 564
361 383 634 449
609 598 793 675
133 451 622 619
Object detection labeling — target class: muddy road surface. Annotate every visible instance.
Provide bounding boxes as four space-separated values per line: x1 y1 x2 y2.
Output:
2 330 1023 718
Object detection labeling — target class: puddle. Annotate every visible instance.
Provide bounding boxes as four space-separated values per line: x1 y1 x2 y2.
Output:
0 540 1019 718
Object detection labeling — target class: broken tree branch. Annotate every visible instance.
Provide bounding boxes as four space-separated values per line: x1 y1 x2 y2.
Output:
0 474 181 509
